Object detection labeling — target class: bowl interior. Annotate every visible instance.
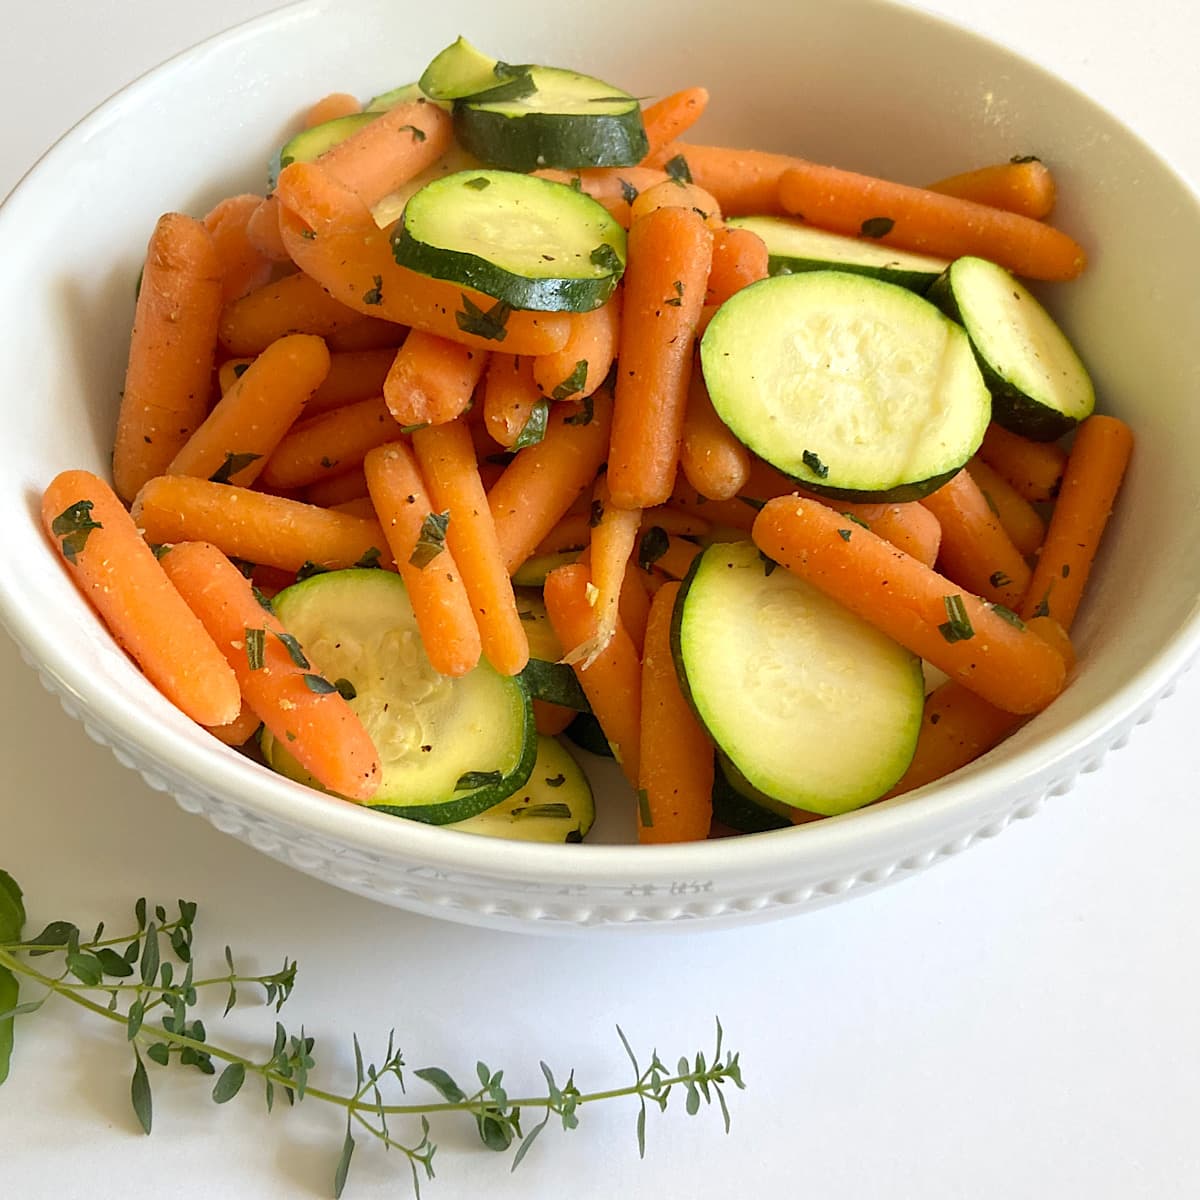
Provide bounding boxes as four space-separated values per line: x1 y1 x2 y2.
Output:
2 0 1198 901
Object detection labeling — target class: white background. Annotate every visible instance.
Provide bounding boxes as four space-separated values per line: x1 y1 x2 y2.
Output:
2 2 1199 1197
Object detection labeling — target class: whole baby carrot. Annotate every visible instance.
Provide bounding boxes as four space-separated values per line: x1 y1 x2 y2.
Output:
364 441 482 677
383 330 489 428
638 580 714 843
646 142 799 215
680 370 751 501
752 496 1066 714
168 333 331 487
302 465 370 508
258 396 399 490
965 457 1046 558
203 194 274 304
303 347 398 415
244 194 291 263
133 475 389 574
639 87 710 164
41 470 240 727
704 225 769 306
483 354 543 449
609 206 713 509
777 160 1087 280
112 213 224 503
531 291 622 404
303 92 362 127
926 159 1057 220
160 541 381 799
978 423 1068 502
206 700 263 748
630 179 723 228
218 270 364 356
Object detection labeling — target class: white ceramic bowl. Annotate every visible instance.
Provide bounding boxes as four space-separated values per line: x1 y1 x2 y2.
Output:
2 0 1198 934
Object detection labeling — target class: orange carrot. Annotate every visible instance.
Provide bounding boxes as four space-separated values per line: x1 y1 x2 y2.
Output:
978 424 1068 503
531 291 622 403
245 195 291 262
160 541 381 799
533 700 575 736
304 92 362 127
132 475 390 574
303 347 399 414
778 161 1087 281
168 333 331 487
112 213 224 503
680 369 751 501
647 142 799 215
302 465 370 508
41 470 240 727
363 441 482 677
218 357 254 394
274 161 569 354
920 469 1032 609
965 457 1046 558
218 270 364 356
648 533 703 581
489 391 613 573
203 194 273 304
926 159 1057 220
640 87 709 162
325 317 407 353
1019 415 1133 629
668 478 756 533
630 179 723 228
330 497 377 519
206 701 263 747
535 504 710 556
609 207 713 508
259 396 399 490
619 559 652 653
753 496 1066 713
316 99 451 209
704 225 769 306
544 562 641 786
384 330 489 428
532 166 669 224
638 580 714 843
482 354 543 449
411 421 529 676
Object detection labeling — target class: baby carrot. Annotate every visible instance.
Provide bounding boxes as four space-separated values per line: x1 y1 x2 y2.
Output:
1019 415 1133 630
244 194 291 263
544 562 641 786
489 391 613 573
752 496 1066 714
920 469 1032 609
325 317 407 353
668 479 756 533
483 354 543 449
274 161 570 355
411 421 529 676
638 580 714 843
630 179 723 228
303 465 369 508
205 700 263 748
647 142 798 215
330 497 377 519
258 396 399 490
363 441 482 677
704 225 769 306
533 701 576 737
531 291 622 403
926 158 1057 220
168 333 331 487
777 161 1087 281
203 194 273 304
648 534 703 581
619 559 652 653
680 369 751 501
978 424 1068 502
609 206 713 509
639 87 709 163
383 330 489 428
965 457 1046 558
160 541 381 799
219 270 364 356
304 348 398 415
533 166 669 215
303 92 362 127
112 213 224 503
133 475 389 574
41 470 240 727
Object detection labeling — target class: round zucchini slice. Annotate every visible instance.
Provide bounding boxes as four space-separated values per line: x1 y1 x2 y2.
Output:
260 569 535 824
417 36 533 103
700 271 991 501
392 169 626 312
671 541 924 815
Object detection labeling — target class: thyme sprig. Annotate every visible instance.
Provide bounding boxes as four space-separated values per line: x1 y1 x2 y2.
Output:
0 869 744 1197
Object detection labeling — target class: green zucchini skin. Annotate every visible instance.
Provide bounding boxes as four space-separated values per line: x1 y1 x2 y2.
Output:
364 81 451 113
268 112 378 189
711 756 791 833
417 36 534 102
511 551 581 587
564 711 614 759
927 256 1095 442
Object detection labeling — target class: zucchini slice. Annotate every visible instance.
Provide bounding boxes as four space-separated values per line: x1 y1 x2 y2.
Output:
393 170 625 311
514 588 590 711
268 112 377 189
364 81 450 113
672 542 924 815
418 36 534 102
928 255 1095 441
511 550 581 587
700 271 991 501
261 569 535 824
448 735 594 843
370 144 482 229
726 215 949 293
564 711 614 758
454 66 648 171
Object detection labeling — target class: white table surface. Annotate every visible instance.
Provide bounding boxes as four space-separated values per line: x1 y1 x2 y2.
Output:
3 2 1198 1197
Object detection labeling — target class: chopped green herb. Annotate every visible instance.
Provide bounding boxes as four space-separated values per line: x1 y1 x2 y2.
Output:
638 526 670 571
837 528 852 543
354 547 383 570
231 362 251 379
50 500 102 565
758 551 779 577
244 628 266 672
564 395 595 426
1030 591 1052 619
273 631 310 670
664 280 684 307
589 243 622 274
637 788 654 827
455 770 503 791
664 154 693 185
333 678 357 701
513 400 550 450
397 125 427 142
989 570 1012 589
802 449 829 479
980 488 1000 518
285 730 297 741
840 512 870 530
1010 154 1042 164
150 544 171 560
455 294 512 342
737 496 766 511
544 774 567 789
569 175 583 193
230 558 257 579
619 177 639 204
362 276 384 306
301 674 336 695
860 216 895 238
937 594 975 643
409 511 450 568
295 561 329 582
463 176 491 191
209 451 262 485
513 803 572 820
1061 563 1071 578
319 457 337 470
551 359 588 401
251 585 274 615
399 423 429 435
990 604 1026 631
299 228 317 241
589 499 605 528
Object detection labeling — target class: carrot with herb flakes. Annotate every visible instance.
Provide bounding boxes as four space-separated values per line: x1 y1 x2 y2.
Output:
927 158 1057 220
168 333 331 488
532 166 669 227
965 457 1046 558
218 270 365 356
206 701 263 748
920 469 1032 609
643 532 703 581
245 194 291 262
384 330 489 429
531 291 621 403
489 391 613 573
630 178 723 228
482 354 543 448
752 496 1066 714
325 317 407 353
638 580 714 843
302 465 370 508
363 441 482 677
544 562 641 787
639 87 710 163
1020 415 1133 630
704 225 769 306
259 396 399 490
303 91 362 127
133 475 389 575
681 369 751 501
203 194 273 304
112 213 224 503
41 470 240 728
777 160 1087 281
160 541 381 799
609 206 713 509
978 423 1068 503
646 142 798 215
411 420 529 676
298 347 399 415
